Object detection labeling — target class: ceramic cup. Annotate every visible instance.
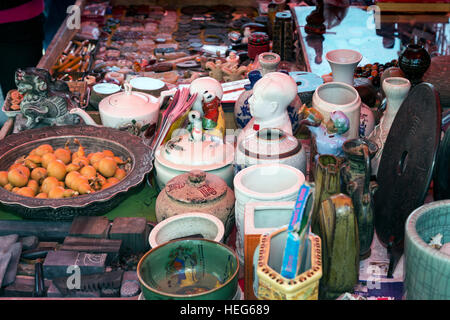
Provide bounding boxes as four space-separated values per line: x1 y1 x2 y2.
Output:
326 49 362 85
90 83 121 109
233 163 305 268
149 212 225 249
312 81 362 139
130 77 167 97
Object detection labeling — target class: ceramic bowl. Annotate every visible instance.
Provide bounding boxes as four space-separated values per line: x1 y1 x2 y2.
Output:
90 83 121 110
148 212 225 249
137 238 239 300
130 77 167 97
405 200 450 299
0 125 153 220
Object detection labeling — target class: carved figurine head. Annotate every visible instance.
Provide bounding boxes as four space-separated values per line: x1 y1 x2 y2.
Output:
248 72 297 121
190 77 223 115
15 68 51 95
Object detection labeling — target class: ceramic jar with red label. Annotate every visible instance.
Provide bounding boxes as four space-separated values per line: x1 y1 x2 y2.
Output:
248 32 270 60
155 170 235 237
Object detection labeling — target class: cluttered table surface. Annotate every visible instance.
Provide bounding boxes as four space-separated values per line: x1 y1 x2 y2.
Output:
0 1 449 301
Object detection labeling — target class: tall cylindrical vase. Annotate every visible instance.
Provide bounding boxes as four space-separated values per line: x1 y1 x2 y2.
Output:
311 154 341 235
369 77 411 176
233 164 305 269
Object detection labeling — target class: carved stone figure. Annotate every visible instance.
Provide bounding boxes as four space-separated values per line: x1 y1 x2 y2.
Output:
14 68 80 131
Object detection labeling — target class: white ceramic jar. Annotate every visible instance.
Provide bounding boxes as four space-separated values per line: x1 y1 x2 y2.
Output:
312 82 362 139
154 133 235 190
233 163 305 266
235 128 306 174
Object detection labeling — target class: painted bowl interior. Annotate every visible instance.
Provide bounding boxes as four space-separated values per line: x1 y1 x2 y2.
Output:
138 239 239 299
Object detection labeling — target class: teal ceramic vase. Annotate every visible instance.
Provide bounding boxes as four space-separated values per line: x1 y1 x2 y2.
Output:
405 200 450 300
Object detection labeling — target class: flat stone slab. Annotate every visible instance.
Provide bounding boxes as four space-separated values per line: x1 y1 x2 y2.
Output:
0 252 12 288
0 234 19 252
19 236 39 251
2 242 22 287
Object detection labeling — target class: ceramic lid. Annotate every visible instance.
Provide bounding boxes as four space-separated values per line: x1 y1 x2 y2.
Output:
239 128 302 160
100 83 159 117
165 170 228 204
155 133 235 171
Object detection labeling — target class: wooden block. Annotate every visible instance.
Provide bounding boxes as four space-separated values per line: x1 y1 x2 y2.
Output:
69 216 111 239
109 218 149 254
60 236 122 264
2 275 51 297
47 281 101 298
43 251 106 279
0 220 71 242
120 271 140 298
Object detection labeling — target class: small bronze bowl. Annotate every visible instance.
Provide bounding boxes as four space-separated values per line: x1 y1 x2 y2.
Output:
0 125 153 220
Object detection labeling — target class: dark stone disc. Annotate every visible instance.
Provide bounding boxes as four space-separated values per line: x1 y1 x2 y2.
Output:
374 82 442 249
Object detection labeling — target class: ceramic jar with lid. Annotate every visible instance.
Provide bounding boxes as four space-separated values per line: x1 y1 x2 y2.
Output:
235 128 306 174
154 131 235 190
155 170 235 237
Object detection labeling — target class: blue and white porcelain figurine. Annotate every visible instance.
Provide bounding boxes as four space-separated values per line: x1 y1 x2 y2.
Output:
234 70 303 134
234 70 262 129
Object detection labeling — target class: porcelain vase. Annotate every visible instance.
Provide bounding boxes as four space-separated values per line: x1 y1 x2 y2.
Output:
368 77 411 176
326 49 362 86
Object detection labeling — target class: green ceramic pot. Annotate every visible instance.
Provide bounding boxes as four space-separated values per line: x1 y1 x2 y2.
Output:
137 238 239 300
405 200 450 300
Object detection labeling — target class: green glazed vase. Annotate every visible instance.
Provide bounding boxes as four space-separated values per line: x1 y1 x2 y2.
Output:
311 154 341 235
341 138 378 260
318 193 359 300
